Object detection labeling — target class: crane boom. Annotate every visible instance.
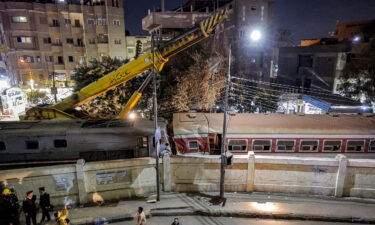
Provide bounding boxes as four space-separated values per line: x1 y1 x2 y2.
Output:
22 9 229 120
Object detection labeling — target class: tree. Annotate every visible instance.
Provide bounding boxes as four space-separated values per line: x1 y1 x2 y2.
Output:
72 57 153 119
338 38 375 103
26 90 49 105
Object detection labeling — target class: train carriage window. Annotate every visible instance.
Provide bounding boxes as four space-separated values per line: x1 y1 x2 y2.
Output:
0 141 5 151
300 140 318 152
54 139 67 148
25 140 39 150
188 141 199 150
252 140 271 152
137 137 148 148
370 140 375 152
346 140 365 152
323 140 341 152
276 140 295 152
228 139 247 152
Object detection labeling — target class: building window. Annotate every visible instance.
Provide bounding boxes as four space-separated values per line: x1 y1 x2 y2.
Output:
137 137 148 148
252 140 271 152
112 0 119 7
16 37 32 43
77 38 83 46
127 48 134 54
188 140 199 150
89 39 96 44
276 140 295 152
0 141 5 151
97 34 108 43
74 19 81 27
19 56 34 63
113 19 120 26
64 18 71 24
228 139 247 152
323 140 341 152
251 6 257 10
114 39 121 44
300 140 318 152
43 37 51 44
54 139 67 148
46 56 53 62
57 56 64 64
79 56 85 65
66 38 74 44
26 140 39 150
36 56 41 62
369 140 375 152
97 17 106 26
12 16 28 23
87 19 95 25
68 56 74 62
52 19 60 27
346 140 365 152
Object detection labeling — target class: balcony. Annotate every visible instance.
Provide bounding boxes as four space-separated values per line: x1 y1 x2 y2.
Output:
54 64 65 70
71 26 83 33
51 43 62 52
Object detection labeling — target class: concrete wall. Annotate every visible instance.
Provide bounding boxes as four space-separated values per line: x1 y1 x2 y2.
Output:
1 153 375 206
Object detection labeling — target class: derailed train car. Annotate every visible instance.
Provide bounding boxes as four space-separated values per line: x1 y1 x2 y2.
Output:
173 113 375 158
0 119 166 167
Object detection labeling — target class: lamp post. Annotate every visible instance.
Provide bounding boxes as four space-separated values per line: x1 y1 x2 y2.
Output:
220 29 262 200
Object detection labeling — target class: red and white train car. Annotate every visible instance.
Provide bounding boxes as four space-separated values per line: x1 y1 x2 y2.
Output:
172 113 375 158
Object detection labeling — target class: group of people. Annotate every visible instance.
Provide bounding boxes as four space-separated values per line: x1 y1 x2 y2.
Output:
135 207 181 225
0 186 70 225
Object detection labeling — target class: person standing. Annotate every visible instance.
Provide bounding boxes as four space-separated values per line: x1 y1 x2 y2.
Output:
22 191 37 225
135 207 146 225
171 218 180 225
39 187 51 223
9 188 20 225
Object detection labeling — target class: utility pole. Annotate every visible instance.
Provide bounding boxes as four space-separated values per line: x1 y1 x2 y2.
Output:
220 45 231 199
52 72 57 103
152 32 161 201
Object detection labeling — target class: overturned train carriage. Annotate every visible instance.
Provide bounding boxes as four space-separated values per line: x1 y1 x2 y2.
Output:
173 113 375 158
0 119 165 167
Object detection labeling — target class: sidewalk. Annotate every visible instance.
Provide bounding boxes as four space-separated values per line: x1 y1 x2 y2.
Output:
34 192 375 225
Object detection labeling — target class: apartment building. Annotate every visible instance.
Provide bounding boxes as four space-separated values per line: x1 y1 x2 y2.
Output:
125 36 151 60
0 0 126 89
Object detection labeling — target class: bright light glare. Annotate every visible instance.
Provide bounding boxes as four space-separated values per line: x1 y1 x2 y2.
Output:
251 202 277 212
0 80 9 89
250 30 262 41
353 36 361 42
128 112 136 120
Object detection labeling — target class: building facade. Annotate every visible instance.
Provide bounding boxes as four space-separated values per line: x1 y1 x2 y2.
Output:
125 36 151 60
0 0 126 89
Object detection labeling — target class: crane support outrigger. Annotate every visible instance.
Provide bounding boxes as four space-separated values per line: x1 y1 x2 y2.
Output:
22 9 229 120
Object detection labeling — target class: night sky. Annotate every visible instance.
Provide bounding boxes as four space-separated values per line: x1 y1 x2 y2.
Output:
124 0 375 42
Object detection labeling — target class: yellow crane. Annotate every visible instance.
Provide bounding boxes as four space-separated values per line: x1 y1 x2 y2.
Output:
21 9 229 120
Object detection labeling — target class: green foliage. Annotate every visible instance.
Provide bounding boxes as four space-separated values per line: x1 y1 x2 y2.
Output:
338 38 375 103
72 57 153 119
26 90 48 105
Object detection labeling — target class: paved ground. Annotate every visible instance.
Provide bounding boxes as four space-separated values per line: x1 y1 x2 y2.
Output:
111 217 358 225
20 192 375 225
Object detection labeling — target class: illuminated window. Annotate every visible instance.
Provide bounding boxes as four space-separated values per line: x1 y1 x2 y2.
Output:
370 140 375 152
228 139 247 152
276 140 295 152
87 19 95 25
12 16 27 23
113 19 120 26
253 140 271 152
346 140 364 152
16 37 32 43
137 137 148 148
188 141 198 150
300 140 318 152
323 140 341 152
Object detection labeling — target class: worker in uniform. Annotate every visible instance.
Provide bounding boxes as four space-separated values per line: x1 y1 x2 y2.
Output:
0 188 20 225
39 187 51 223
54 205 69 225
23 191 37 225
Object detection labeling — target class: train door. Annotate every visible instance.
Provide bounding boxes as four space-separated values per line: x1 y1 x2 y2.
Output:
208 133 221 155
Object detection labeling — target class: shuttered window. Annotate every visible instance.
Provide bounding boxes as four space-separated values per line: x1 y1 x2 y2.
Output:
228 139 247 152
253 140 271 152
346 140 365 152
276 140 295 152
300 140 318 152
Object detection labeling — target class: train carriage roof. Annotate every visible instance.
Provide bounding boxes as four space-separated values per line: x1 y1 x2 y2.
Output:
173 113 375 135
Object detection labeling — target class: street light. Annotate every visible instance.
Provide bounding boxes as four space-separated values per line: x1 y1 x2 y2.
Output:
30 79 34 90
250 29 262 42
128 112 136 120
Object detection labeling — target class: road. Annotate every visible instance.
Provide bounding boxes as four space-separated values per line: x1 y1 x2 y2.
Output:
111 216 356 225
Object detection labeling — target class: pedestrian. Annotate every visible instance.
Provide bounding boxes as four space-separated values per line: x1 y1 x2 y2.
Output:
39 187 51 223
22 190 37 225
171 218 180 225
135 206 146 225
54 205 69 225
0 188 19 225
9 188 20 225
